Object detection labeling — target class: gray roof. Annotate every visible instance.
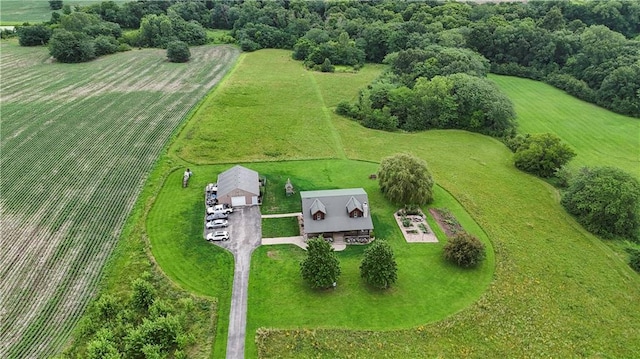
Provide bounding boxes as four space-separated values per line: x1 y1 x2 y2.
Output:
301 188 373 234
310 198 326 214
217 165 259 198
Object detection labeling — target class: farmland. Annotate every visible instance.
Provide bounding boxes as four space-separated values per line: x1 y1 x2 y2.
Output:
0 41 239 358
0 1 125 25
151 49 639 357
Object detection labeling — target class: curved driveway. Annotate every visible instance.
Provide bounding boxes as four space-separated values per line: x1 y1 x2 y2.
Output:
213 206 262 359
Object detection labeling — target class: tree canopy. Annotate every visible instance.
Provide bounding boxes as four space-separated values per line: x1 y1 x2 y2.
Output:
378 153 434 206
300 237 341 289
513 133 576 178
561 167 640 240
166 40 190 63
360 240 398 289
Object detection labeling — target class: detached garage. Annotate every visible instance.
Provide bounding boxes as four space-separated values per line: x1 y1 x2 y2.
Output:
217 165 261 207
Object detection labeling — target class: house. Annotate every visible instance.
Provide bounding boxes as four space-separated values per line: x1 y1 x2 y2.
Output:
300 188 374 242
216 165 261 207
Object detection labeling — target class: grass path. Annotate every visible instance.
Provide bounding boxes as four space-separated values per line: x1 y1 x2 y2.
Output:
307 73 346 159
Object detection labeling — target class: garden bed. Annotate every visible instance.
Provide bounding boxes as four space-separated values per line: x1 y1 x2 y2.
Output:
394 209 438 243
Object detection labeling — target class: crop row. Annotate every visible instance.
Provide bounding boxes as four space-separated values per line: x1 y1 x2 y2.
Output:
0 42 239 358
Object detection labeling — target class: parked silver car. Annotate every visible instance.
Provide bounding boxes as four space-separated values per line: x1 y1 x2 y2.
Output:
206 219 228 229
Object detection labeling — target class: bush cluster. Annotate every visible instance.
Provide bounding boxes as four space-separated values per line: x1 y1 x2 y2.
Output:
443 232 486 268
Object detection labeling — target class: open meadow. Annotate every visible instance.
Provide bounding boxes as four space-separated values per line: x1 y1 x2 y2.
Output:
0 41 239 358
153 49 639 357
489 74 640 178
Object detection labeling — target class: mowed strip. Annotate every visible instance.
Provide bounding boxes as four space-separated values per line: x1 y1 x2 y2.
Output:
489 74 640 178
174 49 383 163
0 42 239 358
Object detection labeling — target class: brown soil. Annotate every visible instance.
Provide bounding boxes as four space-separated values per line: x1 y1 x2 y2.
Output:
428 208 463 238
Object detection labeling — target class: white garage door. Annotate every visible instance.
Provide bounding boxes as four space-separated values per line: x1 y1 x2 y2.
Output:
231 196 245 207
252 196 258 205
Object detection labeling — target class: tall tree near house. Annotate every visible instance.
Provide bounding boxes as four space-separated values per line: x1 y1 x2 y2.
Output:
378 153 434 205
300 237 341 289
360 240 398 289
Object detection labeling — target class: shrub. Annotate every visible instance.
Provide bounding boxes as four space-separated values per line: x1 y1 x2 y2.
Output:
335 101 355 117
443 232 486 268
166 41 190 63
49 29 96 63
131 278 155 311
561 167 640 240
320 58 334 72
93 35 118 56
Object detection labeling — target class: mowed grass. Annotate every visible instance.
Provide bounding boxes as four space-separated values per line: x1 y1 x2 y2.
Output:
245 160 493 358
0 41 239 358
261 217 299 238
173 49 384 163
146 159 493 359
489 74 640 178
161 49 640 357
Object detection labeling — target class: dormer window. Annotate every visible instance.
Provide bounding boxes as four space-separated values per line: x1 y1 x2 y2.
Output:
346 196 363 218
310 198 326 221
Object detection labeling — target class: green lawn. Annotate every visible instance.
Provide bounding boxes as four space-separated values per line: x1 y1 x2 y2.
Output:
261 217 299 238
172 49 384 163
489 74 640 178
146 159 494 359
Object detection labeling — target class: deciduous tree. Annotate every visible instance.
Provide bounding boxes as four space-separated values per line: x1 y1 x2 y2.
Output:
360 240 397 289
378 153 434 205
300 237 341 289
513 133 576 178
561 167 640 240
167 40 190 63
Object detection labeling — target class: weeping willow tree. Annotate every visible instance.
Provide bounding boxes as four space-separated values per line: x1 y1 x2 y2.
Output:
377 153 434 205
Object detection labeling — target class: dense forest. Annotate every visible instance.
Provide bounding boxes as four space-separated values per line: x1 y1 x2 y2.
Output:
14 0 640 118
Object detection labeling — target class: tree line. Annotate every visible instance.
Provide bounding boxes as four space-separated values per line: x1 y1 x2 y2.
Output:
15 0 639 117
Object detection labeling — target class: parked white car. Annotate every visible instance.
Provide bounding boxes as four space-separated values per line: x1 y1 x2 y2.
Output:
206 219 228 229
207 231 229 241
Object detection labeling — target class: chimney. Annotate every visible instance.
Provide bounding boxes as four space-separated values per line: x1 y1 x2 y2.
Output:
363 202 368 217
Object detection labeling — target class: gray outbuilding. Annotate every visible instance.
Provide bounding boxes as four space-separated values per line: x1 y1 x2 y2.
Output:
217 165 261 207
